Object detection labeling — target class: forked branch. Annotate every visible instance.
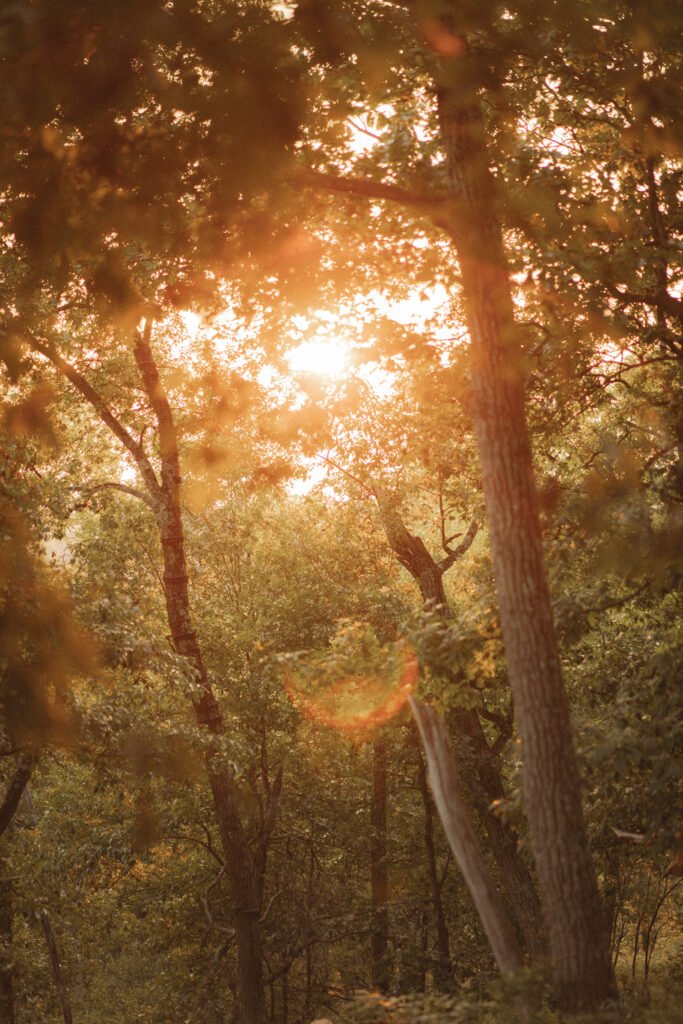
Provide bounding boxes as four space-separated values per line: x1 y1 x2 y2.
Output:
22 326 162 507
438 517 478 575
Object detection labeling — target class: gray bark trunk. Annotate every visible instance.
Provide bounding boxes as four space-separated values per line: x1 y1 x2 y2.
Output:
373 488 545 957
413 730 452 988
410 698 523 976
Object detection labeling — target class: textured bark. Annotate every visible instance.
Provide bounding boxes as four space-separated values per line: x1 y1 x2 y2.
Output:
413 731 452 988
370 735 390 991
411 698 523 975
40 910 73 1024
435 77 617 1011
281 969 288 1024
675 356 683 502
373 487 545 958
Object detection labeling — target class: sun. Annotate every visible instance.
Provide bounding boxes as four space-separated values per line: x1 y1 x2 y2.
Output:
286 339 349 378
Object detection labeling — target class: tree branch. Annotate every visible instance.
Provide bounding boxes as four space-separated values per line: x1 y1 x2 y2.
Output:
202 866 234 937
607 284 683 324
319 452 373 496
74 481 157 511
255 764 284 884
438 518 478 575
23 328 162 507
583 579 651 616
292 168 445 211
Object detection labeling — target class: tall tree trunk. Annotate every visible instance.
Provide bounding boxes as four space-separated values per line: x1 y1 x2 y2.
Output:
40 910 73 1024
434 68 617 1011
29 319 275 1024
396 909 428 994
281 968 288 1024
0 755 35 1024
413 732 452 988
373 487 545 957
132 328 268 1024
370 735 390 991
0 864 14 1024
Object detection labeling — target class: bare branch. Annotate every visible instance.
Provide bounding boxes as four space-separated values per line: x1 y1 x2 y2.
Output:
438 485 450 552
438 483 467 551
584 580 651 616
75 481 157 511
132 319 183 502
611 827 646 844
202 866 234 937
479 704 513 738
171 826 225 867
255 764 284 882
259 889 284 925
346 117 382 143
607 284 683 325
438 518 478 575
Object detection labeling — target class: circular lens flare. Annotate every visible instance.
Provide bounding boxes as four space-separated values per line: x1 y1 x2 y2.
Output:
284 648 418 735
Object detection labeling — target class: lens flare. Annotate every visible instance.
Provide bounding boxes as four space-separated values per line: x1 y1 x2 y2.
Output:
284 648 418 735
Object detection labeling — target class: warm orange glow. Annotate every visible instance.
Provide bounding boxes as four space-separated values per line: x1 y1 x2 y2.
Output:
421 18 467 56
287 339 349 378
284 648 418 736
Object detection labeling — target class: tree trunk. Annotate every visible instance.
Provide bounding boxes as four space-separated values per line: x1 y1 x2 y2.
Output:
132 328 269 1024
36 321 275 1023
435 74 617 1011
0 756 34 839
32 325 273 1019
449 706 546 959
410 698 523 976
370 735 390 991
413 732 452 988
0 757 35 1024
281 968 288 1024
40 910 73 1024
373 487 545 957
0 866 14 1024
396 909 428 994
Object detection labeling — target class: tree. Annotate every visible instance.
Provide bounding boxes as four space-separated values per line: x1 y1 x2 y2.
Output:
0 4 308 1020
288 1 630 1009
2 1 681 1019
